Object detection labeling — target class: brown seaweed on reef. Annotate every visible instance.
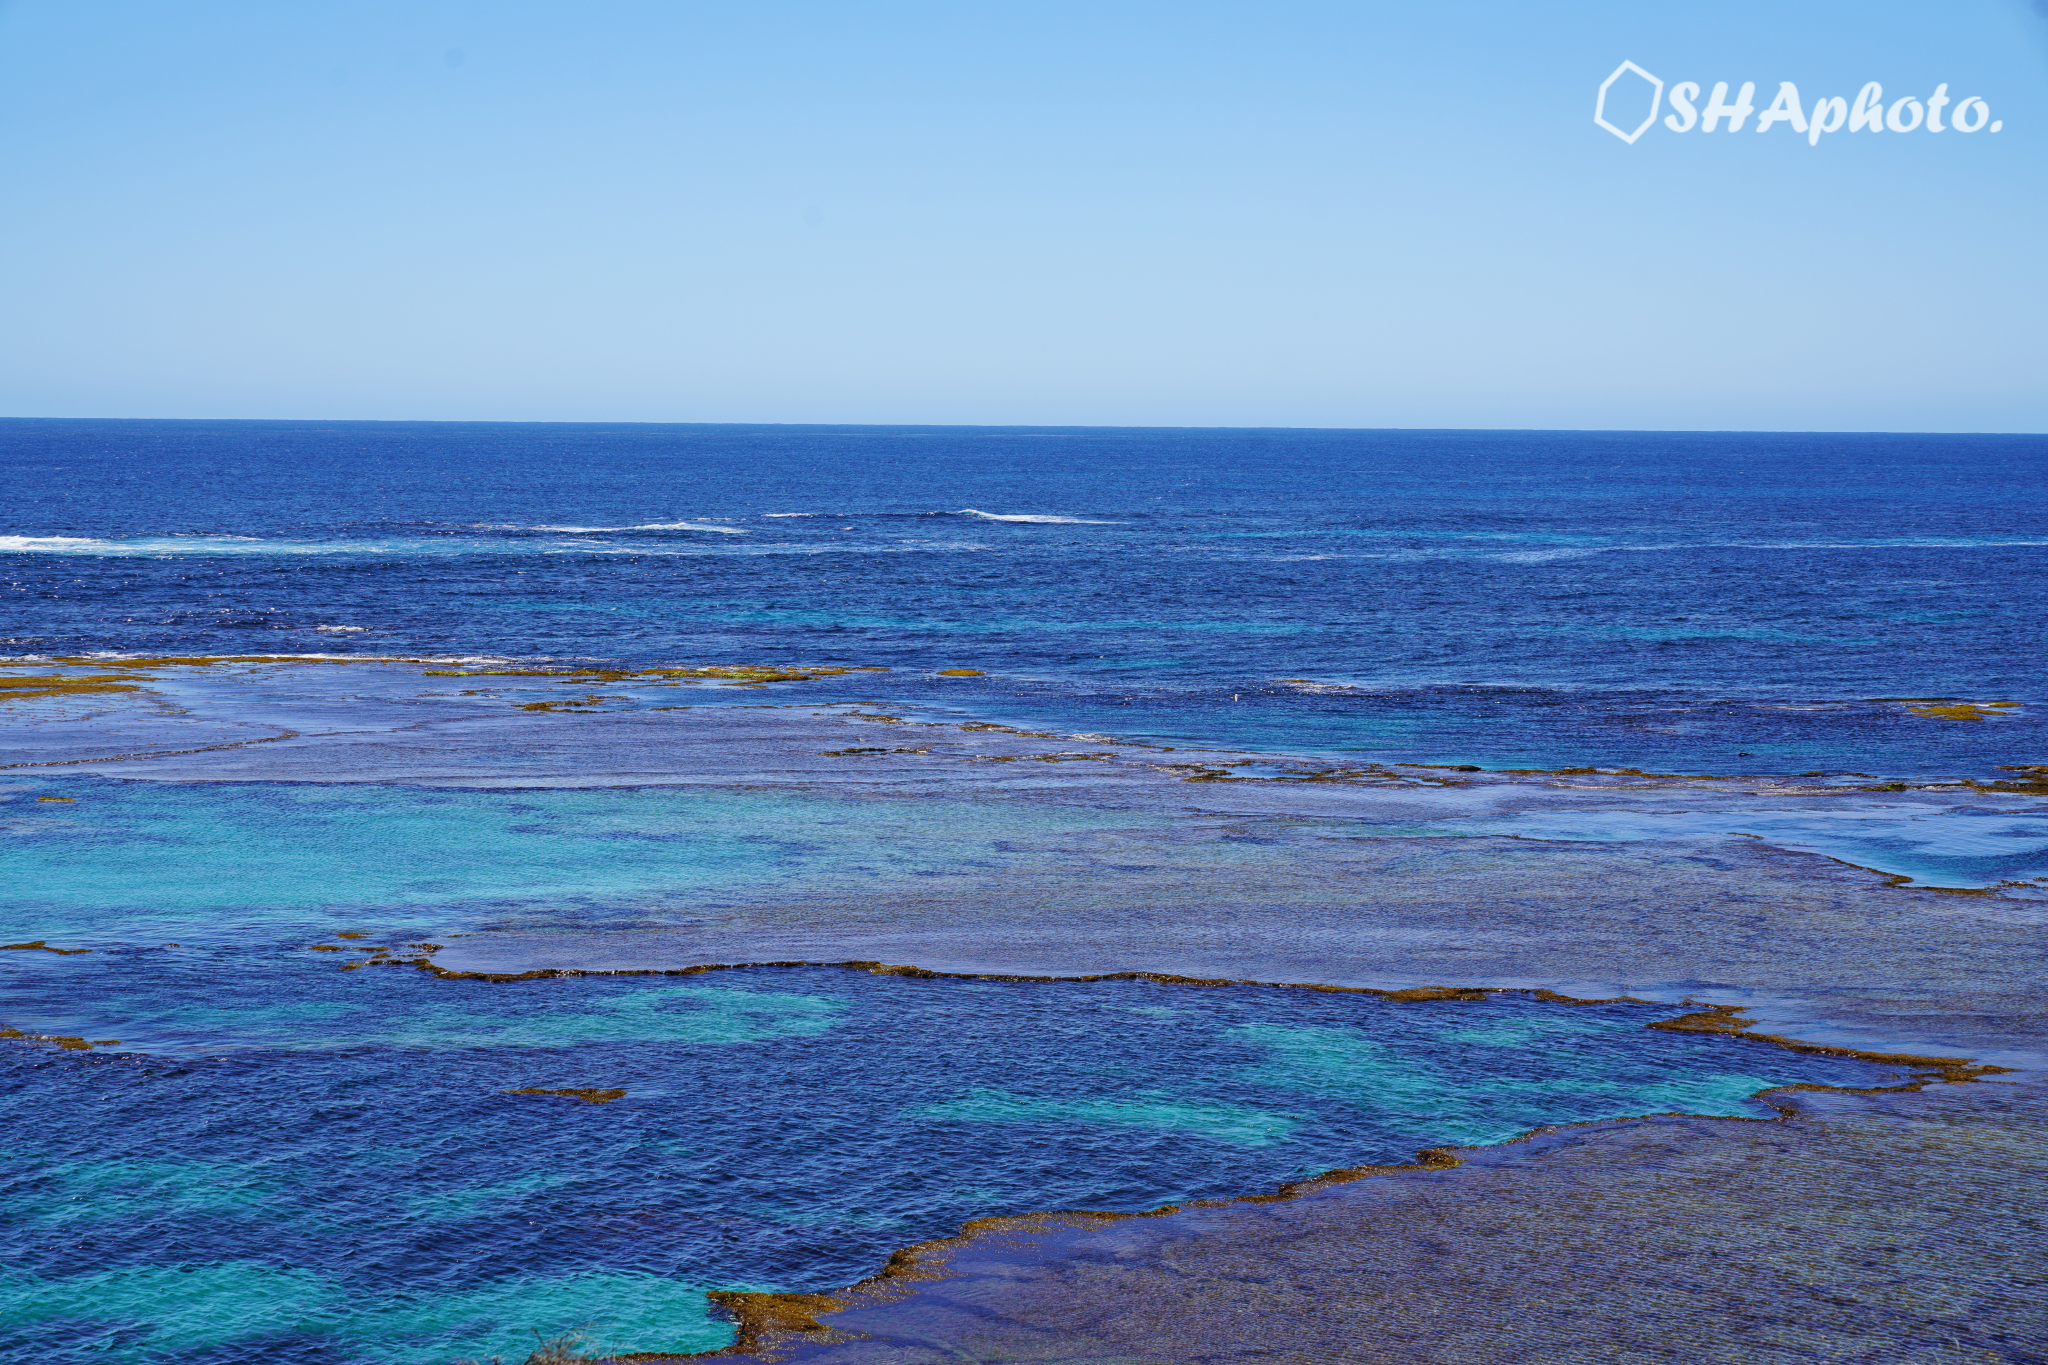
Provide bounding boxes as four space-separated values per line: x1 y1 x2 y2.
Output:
701 1292 848 1345
0 658 359 704
1642 1001 1999 1076
0 673 151 701
971 751 1119 765
505 1087 627 1105
1 1027 118 1051
423 665 857 686
1977 764 2048 795
335 943 427 971
1 940 91 954
1902 700 2021 721
1147 758 1460 786
519 696 622 712
0 656 871 714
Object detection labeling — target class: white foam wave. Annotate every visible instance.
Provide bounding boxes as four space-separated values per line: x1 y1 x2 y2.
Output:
761 513 822 518
1492 548 1612 564
523 522 749 534
1 526 758 556
1274 680 1363 694
952 509 1120 524
0 651 530 666
0 536 106 552
0 535 381 556
577 540 991 557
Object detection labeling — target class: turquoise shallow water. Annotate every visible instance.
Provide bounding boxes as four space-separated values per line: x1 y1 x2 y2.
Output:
7 760 2044 953
0 778 1153 942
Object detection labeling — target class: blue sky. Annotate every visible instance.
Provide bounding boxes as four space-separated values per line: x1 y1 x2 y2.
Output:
0 1 2041 429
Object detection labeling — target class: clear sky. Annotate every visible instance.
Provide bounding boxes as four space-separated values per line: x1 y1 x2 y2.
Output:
1 0 2042 430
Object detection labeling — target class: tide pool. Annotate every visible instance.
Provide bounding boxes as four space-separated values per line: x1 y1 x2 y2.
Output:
1453 803 2048 890
1 956 1904 1363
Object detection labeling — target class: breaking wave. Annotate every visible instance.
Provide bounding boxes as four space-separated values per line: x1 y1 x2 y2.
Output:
506 522 750 534
950 509 1122 524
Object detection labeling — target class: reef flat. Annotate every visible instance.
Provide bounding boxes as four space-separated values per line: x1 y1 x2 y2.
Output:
2 660 2044 1362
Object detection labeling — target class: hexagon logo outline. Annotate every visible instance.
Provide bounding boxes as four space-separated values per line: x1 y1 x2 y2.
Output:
1594 60 1664 144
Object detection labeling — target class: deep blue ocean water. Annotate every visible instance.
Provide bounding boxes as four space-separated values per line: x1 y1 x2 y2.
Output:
1 419 2041 1361
5 419 2043 774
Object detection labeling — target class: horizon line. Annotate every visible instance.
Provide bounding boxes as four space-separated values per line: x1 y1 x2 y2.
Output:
2 415 2043 438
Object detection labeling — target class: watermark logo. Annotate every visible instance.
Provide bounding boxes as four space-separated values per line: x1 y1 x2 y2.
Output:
1594 61 1664 143
1595 60 2003 144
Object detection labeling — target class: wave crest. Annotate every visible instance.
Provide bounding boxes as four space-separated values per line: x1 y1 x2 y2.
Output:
951 509 1120 525
515 522 749 535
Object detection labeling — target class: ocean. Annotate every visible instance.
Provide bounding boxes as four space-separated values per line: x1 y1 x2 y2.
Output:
6 419 2043 774
1 419 2043 1362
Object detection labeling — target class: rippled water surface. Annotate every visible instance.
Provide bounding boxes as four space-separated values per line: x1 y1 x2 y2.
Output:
5 420 2043 774
0 956 1902 1363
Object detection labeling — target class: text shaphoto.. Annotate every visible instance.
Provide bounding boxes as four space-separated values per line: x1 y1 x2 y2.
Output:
1595 62 2001 146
